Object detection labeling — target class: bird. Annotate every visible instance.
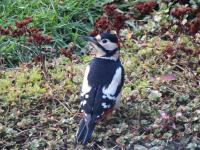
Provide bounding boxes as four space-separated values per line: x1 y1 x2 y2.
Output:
76 32 124 145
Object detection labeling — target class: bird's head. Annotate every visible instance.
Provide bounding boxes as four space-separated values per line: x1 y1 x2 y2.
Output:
82 32 120 60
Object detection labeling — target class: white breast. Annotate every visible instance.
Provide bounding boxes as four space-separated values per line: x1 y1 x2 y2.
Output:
81 66 91 96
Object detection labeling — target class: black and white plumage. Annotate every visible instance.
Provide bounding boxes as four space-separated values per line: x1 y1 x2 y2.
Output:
76 33 124 145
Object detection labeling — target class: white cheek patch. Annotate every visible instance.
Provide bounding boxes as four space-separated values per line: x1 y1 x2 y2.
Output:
102 67 122 100
81 66 91 96
100 41 118 51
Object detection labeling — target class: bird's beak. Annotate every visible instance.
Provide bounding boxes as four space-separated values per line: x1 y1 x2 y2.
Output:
81 36 97 43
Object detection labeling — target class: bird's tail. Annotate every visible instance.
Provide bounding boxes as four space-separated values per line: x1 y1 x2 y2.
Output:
76 118 96 145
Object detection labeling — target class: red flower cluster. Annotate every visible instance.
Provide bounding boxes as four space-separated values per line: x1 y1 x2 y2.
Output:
90 4 128 36
170 7 192 19
95 16 109 30
135 1 158 16
15 17 32 28
12 28 27 37
28 32 52 45
113 13 128 32
103 4 117 16
0 17 52 45
27 27 39 34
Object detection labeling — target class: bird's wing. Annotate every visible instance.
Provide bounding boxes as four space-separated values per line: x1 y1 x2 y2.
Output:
80 65 124 121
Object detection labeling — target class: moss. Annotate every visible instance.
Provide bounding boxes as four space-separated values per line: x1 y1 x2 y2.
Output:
138 48 153 58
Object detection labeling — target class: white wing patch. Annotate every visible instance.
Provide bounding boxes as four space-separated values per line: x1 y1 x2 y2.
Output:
101 102 110 109
102 67 122 100
81 66 91 96
81 100 87 106
85 94 89 98
102 95 107 99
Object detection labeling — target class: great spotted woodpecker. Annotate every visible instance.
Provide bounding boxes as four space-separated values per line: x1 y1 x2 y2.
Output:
76 32 124 145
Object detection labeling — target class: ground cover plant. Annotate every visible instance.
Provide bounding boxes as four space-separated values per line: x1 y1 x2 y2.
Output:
0 0 200 149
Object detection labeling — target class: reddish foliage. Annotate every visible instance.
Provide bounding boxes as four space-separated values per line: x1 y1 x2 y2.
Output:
177 43 193 55
188 13 200 35
27 28 40 34
60 48 73 60
91 17 110 36
90 29 98 37
164 43 175 57
91 4 128 36
113 13 128 32
1 17 53 65
135 1 158 15
196 12 200 21
8 17 52 44
94 17 110 30
12 28 27 37
188 21 200 35
15 17 32 28
1 17 52 45
28 33 52 45
103 4 117 16
0 27 10 35
171 7 192 19
32 55 44 63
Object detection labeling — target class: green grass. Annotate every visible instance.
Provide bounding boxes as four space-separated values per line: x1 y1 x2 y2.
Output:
0 0 105 66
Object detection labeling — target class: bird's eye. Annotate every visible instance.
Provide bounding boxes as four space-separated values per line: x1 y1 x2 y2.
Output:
102 39 108 43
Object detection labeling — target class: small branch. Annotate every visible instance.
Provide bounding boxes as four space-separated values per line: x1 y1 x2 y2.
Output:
15 129 31 137
53 98 72 114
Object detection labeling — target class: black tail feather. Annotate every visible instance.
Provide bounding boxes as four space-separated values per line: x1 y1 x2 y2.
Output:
76 119 95 145
76 119 87 143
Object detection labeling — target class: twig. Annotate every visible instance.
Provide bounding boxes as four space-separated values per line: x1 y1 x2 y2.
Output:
53 98 72 114
15 129 31 137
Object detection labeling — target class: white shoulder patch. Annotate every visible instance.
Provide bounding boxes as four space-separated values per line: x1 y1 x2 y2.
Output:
81 66 91 96
102 67 122 100
101 102 111 109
